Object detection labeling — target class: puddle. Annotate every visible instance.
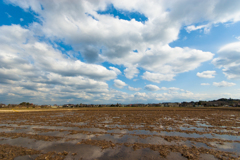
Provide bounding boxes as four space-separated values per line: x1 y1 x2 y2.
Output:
0 109 239 159
1 136 217 160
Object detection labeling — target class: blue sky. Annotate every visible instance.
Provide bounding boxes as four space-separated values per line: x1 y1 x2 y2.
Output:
1 0 240 105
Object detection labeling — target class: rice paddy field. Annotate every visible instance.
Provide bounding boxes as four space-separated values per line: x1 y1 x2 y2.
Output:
0 107 239 160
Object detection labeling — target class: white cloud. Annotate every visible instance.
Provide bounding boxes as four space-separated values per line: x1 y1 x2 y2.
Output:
197 70 216 78
218 41 240 53
169 87 180 91
0 24 120 104
139 46 213 82
134 92 148 101
128 86 141 91
142 72 175 83
0 25 119 81
20 18 24 21
185 24 211 33
5 0 215 83
109 66 121 75
160 87 168 90
168 87 183 94
113 79 127 89
144 84 160 91
1 0 240 104
235 36 240 40
212 41 240 79
213 81 236 87
201 83 210 86
130 89 229 103
124 65 139 79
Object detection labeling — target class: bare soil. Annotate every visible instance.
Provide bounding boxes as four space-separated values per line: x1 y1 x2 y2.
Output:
0 107 239 159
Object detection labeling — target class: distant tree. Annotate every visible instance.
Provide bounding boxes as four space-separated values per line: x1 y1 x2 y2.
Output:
217 98 227 101
19 102 30 106
19 102 26 106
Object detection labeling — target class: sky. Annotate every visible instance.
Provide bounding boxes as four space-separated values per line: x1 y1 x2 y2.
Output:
1 0 240 105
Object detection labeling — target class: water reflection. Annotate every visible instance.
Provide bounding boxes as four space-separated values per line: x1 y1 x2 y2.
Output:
0 110 239 159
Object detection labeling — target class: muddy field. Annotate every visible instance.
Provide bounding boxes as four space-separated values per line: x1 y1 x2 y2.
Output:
0 107 239 160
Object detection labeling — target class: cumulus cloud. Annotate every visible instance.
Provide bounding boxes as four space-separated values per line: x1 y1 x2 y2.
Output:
175 0 240 31
201 83 210 86
130 89 225 103
212 41 240 79
213 81 236 87
139 46 213 82
197 70 216 78
113 79 127 89
144 84 160 91
0 24 119 104
128 86 141 91
185 24 211 33
5 0 215 82
124 65 139 79
109 66 121 75
169 87 181 91
133 92 149 101
1 0 240 104
160 87 168 90
142 72 175 83
0 25 119 81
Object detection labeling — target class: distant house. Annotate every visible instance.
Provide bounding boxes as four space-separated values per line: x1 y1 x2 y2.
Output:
162 103 169 107
51 106 58 109
63 104 75 108
158 103 164 107
0 103 6 108
180 103 193 107
162 103 179 107
194 105 204 107
169 103 180 107
187 104 194 107
63 104 69 108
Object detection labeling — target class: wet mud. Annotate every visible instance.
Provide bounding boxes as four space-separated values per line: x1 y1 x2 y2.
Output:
0 107 239 159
